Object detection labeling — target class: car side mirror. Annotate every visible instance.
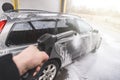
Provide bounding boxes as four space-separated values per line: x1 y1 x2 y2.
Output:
93 29 99 33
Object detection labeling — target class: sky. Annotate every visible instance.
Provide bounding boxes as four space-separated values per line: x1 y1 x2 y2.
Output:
71 0 120 12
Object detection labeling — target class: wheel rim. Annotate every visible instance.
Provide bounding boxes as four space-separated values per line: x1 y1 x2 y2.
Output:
38 64 57 80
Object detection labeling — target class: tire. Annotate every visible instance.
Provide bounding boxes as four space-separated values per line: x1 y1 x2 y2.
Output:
91 46 97 53
23 60 60 80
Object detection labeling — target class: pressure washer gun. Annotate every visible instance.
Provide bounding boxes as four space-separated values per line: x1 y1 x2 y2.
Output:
37 33 57 56
22 30 76 80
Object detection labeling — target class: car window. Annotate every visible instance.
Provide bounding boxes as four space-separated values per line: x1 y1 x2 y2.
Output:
66 18 80 33
57 19 68 28
6 22 36 46
57 19 71 33
31 20 56 41
76 19 92 33
31 20 56 29
57 18 79 33
12 23 32 31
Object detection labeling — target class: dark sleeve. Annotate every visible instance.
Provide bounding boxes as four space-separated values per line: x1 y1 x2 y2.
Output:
0 54 20 80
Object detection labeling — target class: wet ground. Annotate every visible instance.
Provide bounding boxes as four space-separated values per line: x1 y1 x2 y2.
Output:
55 17 120 80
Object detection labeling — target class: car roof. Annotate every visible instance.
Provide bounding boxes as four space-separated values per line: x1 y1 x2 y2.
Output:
1 10 80 22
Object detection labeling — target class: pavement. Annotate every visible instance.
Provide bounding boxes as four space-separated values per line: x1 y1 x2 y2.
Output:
55 15 120 80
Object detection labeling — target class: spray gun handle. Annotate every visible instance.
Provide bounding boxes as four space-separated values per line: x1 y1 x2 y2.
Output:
37 33 57 55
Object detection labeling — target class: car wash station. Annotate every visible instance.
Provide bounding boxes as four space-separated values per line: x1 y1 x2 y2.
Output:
0 0 120 80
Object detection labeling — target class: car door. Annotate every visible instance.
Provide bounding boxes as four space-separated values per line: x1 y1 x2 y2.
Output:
55 18 82 60
63 17 93 59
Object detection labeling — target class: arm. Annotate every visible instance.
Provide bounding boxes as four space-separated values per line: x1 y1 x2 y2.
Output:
0 45 49 80
0 54 20 80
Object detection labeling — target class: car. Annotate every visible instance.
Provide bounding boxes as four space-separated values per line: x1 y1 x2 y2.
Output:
0 9 102 80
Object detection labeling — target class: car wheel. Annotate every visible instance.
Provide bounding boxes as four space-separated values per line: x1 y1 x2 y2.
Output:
38 60 60 80
24 60 60 80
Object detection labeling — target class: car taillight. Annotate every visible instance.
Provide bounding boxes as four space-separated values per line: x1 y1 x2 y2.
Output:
0 20 7 32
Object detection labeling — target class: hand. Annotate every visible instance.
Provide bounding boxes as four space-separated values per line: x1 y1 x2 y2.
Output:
13 45 49 76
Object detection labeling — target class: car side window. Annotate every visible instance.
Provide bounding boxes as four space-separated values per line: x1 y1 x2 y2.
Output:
31 20 56 39
57 18 79 33
6 22 36 46
65 18 80 33
31 20 55 29
57 19 70 33
76 19 92 33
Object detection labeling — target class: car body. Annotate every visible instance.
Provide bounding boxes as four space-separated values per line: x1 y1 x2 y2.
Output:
0 10 102 80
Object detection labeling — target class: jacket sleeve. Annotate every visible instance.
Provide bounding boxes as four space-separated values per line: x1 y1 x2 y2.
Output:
0 54 20 80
